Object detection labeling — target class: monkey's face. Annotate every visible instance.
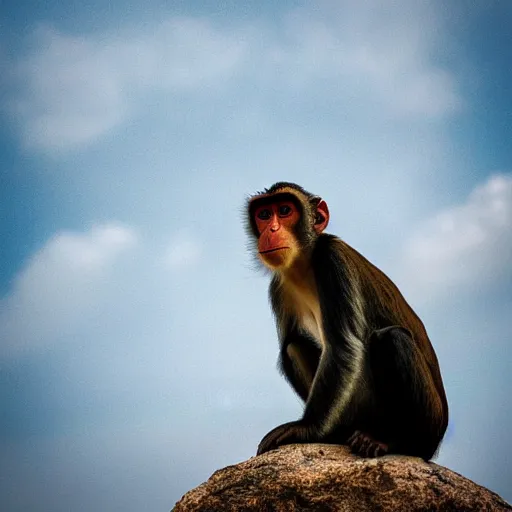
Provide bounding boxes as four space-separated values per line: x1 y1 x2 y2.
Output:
253 201 300 270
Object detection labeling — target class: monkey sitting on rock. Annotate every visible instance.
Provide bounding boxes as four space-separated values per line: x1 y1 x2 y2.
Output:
247 182 448 460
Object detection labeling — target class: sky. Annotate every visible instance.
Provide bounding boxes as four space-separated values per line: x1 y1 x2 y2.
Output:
1 1 511 509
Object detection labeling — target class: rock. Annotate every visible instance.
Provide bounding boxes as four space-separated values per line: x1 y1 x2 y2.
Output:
172 444 511 511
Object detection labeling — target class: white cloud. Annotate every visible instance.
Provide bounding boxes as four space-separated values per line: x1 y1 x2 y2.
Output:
402 173 512 295
9 20 246 151
10 29 126 151
0 223 137 356
6 2 461 153
273 2 460 117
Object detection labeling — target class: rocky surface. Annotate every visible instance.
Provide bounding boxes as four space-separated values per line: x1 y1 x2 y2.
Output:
173 444 511 511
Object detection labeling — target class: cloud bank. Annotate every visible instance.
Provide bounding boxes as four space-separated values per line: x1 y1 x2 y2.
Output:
0 224 137 356
6 2 461 152
402 173 512 297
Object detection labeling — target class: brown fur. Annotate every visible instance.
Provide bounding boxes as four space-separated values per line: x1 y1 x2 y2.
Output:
248 183 448 460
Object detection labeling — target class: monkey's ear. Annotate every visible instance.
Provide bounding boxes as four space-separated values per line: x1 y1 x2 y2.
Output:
314 199 329 233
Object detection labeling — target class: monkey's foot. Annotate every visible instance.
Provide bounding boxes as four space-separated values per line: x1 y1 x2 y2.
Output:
347 430 388 458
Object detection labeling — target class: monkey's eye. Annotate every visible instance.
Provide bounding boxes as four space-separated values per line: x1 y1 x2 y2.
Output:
256 209 272 220
278 204 292 217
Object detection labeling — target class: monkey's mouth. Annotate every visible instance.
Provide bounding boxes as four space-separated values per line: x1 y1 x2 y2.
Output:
259 247 289 254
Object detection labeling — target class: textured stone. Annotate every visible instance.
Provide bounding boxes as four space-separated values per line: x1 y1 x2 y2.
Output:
173 444 511 511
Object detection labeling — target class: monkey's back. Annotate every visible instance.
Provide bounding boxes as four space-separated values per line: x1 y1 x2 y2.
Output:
328 236 426 339
318 235 447 399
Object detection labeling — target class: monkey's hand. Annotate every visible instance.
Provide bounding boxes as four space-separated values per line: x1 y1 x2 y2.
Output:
257 420 312 455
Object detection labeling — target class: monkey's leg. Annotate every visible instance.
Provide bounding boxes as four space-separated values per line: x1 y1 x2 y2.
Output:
368 326 446 460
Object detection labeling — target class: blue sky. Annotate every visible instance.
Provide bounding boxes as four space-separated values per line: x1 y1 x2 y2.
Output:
1 1 511 509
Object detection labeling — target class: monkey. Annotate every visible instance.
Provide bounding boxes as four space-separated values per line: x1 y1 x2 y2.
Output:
246 182 448 460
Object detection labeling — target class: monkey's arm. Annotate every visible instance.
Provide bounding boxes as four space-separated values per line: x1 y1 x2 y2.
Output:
301 237 367 435
258 241 365 454
300 266 366 437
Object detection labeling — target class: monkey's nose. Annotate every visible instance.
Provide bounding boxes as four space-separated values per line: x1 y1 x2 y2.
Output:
269 219 280 232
